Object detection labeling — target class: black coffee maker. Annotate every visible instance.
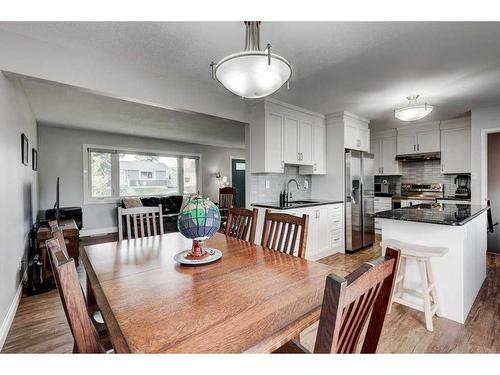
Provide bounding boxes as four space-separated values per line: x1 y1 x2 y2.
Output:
454 174 471 199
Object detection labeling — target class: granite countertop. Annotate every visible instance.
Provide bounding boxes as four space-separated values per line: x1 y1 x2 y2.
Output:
374 193 395 197
438 196 472 201
374 203 488 226
251 199 343 210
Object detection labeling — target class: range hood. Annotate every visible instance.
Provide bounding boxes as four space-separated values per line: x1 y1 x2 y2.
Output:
395 152 441 162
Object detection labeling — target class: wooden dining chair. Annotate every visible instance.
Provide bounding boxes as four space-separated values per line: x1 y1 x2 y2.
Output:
219 186 236 209
261 209 309 258
48 220 69 258
274 247 400 354
225 207 258 243
46 237 109 353
117 204 164 240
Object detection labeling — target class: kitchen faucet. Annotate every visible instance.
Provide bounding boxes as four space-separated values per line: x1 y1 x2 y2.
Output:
284 178 300 203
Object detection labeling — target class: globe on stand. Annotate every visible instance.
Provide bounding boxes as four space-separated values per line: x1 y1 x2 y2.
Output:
177 195 221 261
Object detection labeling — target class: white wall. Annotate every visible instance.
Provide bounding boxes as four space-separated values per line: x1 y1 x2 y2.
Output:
38 125 244 233
0 73 38 345
471 106 500 204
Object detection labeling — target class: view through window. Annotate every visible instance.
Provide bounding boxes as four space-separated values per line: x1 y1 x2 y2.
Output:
87 147 199 200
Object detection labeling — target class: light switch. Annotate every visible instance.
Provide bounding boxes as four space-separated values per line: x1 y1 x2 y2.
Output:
265 180 270 189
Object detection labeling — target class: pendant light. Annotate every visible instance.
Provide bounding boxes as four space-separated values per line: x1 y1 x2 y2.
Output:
394 95 434 122
210 21 292 99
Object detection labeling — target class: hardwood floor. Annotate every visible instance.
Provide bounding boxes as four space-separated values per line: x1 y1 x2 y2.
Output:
2 233 499 353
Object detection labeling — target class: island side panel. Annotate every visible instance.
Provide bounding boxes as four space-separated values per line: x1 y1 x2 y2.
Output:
379 218 466 323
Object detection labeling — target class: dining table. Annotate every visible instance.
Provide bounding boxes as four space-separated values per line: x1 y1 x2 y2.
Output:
81 232 335 353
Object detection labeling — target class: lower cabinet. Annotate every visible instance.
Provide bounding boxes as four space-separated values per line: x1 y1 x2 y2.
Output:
253 203 344 260
374 197 392 233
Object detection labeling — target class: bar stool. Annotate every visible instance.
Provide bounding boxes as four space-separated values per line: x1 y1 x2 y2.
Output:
381 239 448 332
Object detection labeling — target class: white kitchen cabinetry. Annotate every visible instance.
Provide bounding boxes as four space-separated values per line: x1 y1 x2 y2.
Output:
371 129 401 176
250 98 324 173
253 203 344 259
440 118 471 174
344 117 370 152
299 123 326 175
397 122 440 155
374 197 392 233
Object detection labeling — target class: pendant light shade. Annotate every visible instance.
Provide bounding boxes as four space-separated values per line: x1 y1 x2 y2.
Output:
211 22 292 99
394 95 433 122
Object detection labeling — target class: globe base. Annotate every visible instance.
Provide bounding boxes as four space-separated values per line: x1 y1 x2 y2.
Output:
185 240 210 260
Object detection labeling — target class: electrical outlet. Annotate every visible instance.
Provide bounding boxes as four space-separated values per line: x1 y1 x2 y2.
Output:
303 180 309 190
265 180 270 189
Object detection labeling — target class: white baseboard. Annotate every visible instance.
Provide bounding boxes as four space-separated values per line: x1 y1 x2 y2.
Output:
80 226 118 237
0 275 24 352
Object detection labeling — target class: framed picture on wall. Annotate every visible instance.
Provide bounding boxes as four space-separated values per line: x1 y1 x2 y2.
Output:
32 148 38 171
21 133 29 166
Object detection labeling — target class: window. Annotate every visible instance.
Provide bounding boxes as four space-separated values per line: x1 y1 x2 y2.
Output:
85 146 200 202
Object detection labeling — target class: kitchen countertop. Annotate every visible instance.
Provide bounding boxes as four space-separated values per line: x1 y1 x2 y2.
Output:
437 196 472 201
374 193 394 197
374 203 488 226
251 199 343 210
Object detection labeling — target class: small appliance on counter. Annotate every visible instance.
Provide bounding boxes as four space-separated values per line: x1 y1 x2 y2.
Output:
375 180 396 195
454 174 471 199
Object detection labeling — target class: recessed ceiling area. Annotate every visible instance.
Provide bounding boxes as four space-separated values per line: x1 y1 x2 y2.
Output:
18 77 246 149
2 22 500 131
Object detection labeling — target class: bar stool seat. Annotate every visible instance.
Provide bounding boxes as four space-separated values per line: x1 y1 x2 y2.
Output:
381 239 449 332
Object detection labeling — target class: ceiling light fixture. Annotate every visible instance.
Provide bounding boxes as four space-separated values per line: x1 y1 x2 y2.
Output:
210 21 292 99
394 95 434 122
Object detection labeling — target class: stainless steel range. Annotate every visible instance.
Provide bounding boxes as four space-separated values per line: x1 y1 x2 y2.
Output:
401 183 444 205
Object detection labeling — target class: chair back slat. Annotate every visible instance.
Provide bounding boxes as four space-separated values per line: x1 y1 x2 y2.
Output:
118 205 163 240
48 220 69 258
225 207 258 243
313 247 400 354
45 238 104 353
261 210 309 258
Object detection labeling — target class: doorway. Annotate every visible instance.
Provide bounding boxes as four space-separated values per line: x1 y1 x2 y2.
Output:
231 158 246 208
487 132 500 253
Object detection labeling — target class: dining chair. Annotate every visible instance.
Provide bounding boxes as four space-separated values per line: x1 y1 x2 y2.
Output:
46 238 110 353
261 209 309 258
225 207 258 243
218 187 236 233
48 220 69 258
117 204 164 240
274 247 400 354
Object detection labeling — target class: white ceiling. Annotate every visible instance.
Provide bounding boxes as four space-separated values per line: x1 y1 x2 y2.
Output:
3 22 500 131
19 78 246 148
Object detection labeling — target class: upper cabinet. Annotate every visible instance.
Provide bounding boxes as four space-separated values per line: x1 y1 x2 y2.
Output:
250 98 325 174
396 122 440 155
371 129 401 176
440 118 471 174
344 115 370 152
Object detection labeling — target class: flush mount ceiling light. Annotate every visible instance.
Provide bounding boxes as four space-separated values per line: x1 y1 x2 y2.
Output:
394 95 434 122
210 21 292 99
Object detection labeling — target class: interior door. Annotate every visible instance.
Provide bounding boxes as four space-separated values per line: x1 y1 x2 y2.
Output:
283 116 299 163
231 159 246 208
345 150 362 252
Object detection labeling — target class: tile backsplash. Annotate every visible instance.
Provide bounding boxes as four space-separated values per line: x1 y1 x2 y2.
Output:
251 166 312 203
375 160 469 197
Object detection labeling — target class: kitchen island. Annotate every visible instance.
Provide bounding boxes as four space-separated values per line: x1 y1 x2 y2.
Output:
375 203 489 324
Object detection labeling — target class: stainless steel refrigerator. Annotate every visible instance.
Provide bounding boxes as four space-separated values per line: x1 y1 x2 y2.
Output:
345 150 375 253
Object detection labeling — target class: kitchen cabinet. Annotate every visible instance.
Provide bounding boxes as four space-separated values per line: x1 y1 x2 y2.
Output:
253 203 344 260
345 120 370 152
440 118 471 174
299 123 326 175
374 197 392 233
397 122 440 155
371 129 401 175
250 98 324 173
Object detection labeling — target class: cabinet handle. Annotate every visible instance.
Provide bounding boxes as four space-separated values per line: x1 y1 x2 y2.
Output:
413 144 416 151
417 144 420 151
314 163 317 171
382 167 384 174
441 163 444 172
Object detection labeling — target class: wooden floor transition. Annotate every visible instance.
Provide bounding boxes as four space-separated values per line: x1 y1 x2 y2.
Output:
2 233 499 353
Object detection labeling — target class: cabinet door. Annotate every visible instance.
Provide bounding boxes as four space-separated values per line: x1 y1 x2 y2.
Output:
344 123 358 150
266 112 284 173
397 132 416 154
416 128 440 153
312 125 325 174
359 127 370 152
441 127 470 173
298 120 313 164
371 139 381 175
283 116 299 163
381 136 399 175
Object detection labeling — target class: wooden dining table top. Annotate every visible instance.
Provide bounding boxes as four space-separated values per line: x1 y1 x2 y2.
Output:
81 232 335 353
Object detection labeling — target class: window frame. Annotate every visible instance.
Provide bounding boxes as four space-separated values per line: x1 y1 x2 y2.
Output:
83 144 202 205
